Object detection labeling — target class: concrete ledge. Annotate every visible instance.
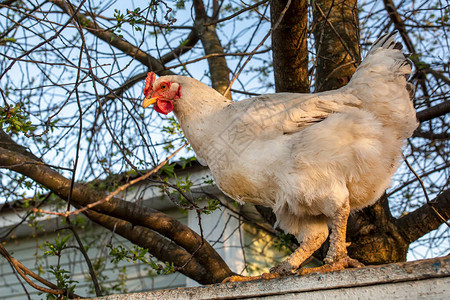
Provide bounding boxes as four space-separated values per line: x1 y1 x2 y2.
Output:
93 256 449 299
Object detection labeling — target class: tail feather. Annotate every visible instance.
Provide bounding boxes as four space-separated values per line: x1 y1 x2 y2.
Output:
349 32 418 139
367 32 411 61
360 32 413 78
367 32 400 55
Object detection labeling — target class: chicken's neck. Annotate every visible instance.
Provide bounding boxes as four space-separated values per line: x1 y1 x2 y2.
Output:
172 90 231 161
174 94 230 122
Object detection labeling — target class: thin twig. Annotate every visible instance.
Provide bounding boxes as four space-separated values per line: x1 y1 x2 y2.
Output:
167 49 270 70
66 218 102 297
402 154 450 228
204 0 270 26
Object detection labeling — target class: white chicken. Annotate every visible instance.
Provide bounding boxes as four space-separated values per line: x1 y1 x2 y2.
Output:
142 33 418 280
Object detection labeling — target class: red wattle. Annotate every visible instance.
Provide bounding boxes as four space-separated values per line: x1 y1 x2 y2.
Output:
154 100 174 115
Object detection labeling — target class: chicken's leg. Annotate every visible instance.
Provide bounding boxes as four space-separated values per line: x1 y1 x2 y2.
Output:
297 200 363 276
222 216 328 283
269 232 327 275
222 232 327 283
325 199 350 263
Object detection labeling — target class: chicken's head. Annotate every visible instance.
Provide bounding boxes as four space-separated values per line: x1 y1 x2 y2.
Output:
142 72 181 115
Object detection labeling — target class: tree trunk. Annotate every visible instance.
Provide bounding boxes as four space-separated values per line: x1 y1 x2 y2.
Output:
271 0 309 93
310 0 410 264
347 195 409 264
312 0 360 92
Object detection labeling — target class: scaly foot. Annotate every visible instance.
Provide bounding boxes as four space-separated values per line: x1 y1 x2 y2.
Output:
222 272 281 283
222 257 303 283
297 256 364 276
269 260 298 276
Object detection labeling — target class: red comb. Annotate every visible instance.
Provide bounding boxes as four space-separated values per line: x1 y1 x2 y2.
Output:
143 72 156 97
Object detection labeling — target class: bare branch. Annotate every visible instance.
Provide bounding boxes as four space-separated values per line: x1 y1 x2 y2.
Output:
0 142 233 283
160 29 200 65
424 67 450 86
413 130 450 140
33 144 186 218
402 155 449 227
49 0 174 75
416 101 450 123
395 189 450 244
0 0 17 8
99 29 199 100
382 0 415 54
205 0 270 26
66 218 102 297
83 210 216 284
224 0 293 96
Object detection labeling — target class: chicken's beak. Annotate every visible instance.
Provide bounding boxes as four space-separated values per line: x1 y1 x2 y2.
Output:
142 95 160 108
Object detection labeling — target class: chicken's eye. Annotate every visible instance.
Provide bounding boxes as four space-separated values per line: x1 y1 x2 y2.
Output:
160 83 169 91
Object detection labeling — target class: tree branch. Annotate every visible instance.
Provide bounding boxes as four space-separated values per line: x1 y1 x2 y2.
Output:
0 0 17 8
413 129 450 140
395 189 450 244
0 130 41 161
101 72 148 100
160 29 200 65
83 210 215 283
382 0 415 54
205 0 270 25
416 101 450 123
0 142 233 284
66 218 102 297
382 0 438 101
424 67 450 86
100 29 199 100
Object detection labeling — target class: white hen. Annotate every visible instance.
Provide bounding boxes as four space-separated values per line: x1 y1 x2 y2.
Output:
142 33 418 279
